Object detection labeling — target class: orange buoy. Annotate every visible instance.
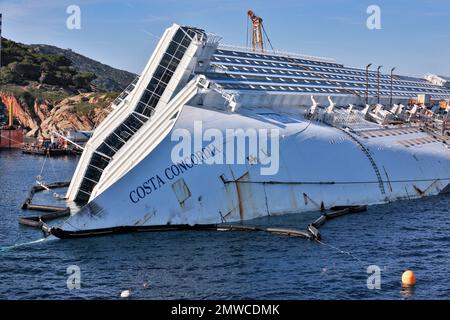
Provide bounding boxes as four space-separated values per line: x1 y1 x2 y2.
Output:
401 270 416 286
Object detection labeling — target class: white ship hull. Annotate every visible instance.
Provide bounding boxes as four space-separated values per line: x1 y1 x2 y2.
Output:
52 104 450 238
48 24 450 238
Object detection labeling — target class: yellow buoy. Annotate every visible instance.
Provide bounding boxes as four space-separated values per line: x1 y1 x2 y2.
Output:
401 270 416 286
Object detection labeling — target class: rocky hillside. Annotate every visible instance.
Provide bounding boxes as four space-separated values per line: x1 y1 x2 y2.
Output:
0 37 136 92
0 86 115 138
31 44 136 92
0 37 136 138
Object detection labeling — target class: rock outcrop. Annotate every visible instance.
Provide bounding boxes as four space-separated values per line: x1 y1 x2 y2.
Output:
0 90 113 138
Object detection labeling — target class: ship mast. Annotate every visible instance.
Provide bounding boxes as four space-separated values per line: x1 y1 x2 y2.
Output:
247 10 264 52
247 10 275 53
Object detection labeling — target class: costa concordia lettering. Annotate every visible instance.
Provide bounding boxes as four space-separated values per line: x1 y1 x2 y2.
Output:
45 24 450 238
129 145 218 204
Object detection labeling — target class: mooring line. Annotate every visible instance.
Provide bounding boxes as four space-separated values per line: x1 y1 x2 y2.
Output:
0 134 24 145
0 237 48 253
315 239 367 265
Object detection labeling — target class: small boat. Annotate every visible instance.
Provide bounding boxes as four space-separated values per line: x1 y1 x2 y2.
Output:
0 127 24 149
22 137 81 157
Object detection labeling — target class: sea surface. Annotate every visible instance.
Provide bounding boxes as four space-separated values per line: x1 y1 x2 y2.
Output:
0 149 449 300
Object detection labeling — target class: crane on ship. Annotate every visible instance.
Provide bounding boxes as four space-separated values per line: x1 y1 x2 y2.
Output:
247 9 274 52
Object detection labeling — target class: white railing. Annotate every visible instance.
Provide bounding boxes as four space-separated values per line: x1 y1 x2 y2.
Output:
205 32 222 45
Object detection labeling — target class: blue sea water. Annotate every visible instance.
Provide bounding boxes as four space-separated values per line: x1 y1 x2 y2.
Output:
0 149 449 299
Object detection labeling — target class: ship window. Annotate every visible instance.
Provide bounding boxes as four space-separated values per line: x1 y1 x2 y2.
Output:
172 30 185 44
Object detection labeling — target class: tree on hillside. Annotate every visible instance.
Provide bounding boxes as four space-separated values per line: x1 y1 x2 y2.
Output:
73 72 97 89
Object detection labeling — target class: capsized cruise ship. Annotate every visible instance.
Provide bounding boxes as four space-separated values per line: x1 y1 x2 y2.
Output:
48 23 450 238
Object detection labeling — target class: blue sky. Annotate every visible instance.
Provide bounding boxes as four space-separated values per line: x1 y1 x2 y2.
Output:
1 0 449 77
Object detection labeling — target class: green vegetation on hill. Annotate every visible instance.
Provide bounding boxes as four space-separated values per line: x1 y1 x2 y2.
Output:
0 38 127 136
1 83 71 103
72 92 120 117
0 38 96 90
31 44 136 92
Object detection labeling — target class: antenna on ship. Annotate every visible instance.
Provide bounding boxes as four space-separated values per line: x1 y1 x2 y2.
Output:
246 9 274 52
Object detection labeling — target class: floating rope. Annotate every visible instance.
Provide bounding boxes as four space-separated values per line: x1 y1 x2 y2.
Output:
0 237 48 253
315 239 367 265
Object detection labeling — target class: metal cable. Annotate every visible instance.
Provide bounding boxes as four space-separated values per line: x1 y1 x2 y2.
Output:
262 23 274 51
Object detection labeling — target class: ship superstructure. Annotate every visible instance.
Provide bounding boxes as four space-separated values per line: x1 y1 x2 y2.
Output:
49 23 449 238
